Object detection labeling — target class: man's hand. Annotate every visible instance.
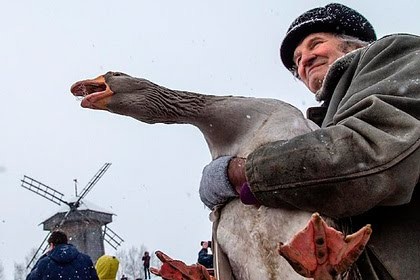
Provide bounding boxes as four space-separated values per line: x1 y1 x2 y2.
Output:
227 157 247 194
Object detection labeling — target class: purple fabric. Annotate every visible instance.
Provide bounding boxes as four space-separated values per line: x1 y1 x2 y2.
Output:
239 182 260 205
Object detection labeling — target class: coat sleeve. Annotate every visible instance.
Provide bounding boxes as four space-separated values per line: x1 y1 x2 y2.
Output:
87 259 99 280
245 34 420 218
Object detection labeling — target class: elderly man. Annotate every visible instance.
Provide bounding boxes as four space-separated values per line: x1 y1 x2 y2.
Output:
199 3 420 279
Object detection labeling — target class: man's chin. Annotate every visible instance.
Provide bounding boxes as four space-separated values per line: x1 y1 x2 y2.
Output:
308 74 325 93
308 81 323 93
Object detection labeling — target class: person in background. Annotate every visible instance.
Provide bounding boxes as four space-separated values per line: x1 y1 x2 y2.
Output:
199 3 419 279
26 230 99 280
142 251 151 279
197 241 213 269
95 255 120 280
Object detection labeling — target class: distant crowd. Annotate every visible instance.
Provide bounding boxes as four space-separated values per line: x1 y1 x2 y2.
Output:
25 230 154 280
25 230 217 280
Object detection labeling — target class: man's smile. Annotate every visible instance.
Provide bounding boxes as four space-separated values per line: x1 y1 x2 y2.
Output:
306 61 326 78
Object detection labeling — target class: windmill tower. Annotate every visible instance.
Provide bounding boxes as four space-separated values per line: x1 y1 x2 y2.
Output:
20 163 124 268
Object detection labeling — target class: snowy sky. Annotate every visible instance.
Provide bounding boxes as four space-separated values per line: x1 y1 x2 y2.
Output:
1 1 419 278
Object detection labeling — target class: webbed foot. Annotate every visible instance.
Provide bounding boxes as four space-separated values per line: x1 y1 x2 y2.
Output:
279 213 372 280
151 250 214 280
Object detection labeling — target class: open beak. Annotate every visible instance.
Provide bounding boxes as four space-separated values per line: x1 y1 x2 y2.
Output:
70 75 113 110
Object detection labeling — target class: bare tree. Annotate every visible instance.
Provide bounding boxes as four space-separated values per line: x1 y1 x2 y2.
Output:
0 260 5 280
14 247 40 280
117 245 159 279
13 263 25 280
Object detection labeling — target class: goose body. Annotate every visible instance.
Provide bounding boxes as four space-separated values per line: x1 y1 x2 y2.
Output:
71 72 321 279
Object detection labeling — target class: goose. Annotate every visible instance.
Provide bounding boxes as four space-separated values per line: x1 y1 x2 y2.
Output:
71 71 371 280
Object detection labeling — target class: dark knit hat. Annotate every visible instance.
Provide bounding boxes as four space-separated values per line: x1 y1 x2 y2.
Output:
280 3 376 71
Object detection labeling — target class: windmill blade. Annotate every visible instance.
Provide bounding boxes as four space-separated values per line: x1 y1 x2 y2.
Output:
103 225 124 250
21 175 67 206
26 232 51 269
76 163 112 203
58 207 75 227
46 201 79 233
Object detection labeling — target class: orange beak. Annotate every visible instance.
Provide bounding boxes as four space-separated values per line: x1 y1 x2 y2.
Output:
70 75 113 110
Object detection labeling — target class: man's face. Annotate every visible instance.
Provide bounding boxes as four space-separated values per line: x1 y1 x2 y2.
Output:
293 32 347 93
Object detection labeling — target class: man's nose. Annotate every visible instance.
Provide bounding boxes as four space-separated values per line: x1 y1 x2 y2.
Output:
301 53 317 68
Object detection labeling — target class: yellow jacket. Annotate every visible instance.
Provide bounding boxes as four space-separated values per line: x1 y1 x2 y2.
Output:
95 255 120 280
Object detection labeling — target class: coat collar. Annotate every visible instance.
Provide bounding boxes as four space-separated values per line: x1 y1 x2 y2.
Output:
315 49 359 102
307 49 360 126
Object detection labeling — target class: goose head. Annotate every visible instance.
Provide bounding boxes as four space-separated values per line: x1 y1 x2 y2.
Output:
70 71 206 124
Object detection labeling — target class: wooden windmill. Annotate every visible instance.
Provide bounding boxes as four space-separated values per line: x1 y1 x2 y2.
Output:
21 162 124 268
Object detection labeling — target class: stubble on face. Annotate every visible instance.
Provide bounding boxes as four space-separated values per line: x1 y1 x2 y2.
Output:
306 63 328 93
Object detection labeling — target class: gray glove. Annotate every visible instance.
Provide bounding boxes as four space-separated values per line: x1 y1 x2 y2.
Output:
199 156 238 209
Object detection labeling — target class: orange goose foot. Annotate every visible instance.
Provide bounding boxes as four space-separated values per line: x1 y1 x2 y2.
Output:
150 250 214 280
279 213 372 280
